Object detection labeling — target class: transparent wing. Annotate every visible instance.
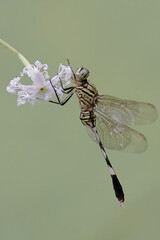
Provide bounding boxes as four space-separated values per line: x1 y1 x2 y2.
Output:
96 95 157 126
87 110 147 153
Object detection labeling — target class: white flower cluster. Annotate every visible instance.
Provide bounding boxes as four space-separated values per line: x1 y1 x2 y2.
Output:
6 61 72 106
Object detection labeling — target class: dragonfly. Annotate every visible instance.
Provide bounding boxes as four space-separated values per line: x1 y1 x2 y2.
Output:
49 60 157 206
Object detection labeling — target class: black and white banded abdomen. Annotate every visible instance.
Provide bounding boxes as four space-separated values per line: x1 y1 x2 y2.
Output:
80 110 96 128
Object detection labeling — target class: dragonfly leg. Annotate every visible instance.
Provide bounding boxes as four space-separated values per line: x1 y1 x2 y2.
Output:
59 77 74 94
66 59 77 81
50 78 74 94
49 92 74 106
49 80 74 106
92 127 125 206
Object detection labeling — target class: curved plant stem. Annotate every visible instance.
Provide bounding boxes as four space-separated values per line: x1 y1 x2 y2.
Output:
0 38 30 67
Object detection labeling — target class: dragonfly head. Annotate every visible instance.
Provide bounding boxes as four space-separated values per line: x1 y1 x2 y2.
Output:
75 67 90 83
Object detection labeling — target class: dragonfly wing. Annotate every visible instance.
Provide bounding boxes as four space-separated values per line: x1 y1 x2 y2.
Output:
87 110 147 153
96 95 157 126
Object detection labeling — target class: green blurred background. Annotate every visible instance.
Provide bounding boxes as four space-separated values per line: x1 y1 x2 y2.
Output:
0 0 159 239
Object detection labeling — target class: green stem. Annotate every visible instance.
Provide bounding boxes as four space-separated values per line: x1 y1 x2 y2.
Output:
0 38 30 67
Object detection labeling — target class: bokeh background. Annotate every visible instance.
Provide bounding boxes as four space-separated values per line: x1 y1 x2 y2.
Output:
0 0 159 239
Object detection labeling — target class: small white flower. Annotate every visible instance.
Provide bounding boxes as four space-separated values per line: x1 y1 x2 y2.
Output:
6 61 72 106
50 64 73 98
51 64 72 91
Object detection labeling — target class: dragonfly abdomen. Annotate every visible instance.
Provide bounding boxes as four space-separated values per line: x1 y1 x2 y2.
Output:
80 110 96 128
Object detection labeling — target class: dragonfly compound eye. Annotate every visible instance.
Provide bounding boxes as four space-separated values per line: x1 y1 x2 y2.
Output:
76 67 90 81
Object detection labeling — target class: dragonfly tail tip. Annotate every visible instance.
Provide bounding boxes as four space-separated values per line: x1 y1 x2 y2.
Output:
119 201 124 207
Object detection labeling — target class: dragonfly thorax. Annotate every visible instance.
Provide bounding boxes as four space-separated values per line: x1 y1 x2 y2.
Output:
75 82 98 111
